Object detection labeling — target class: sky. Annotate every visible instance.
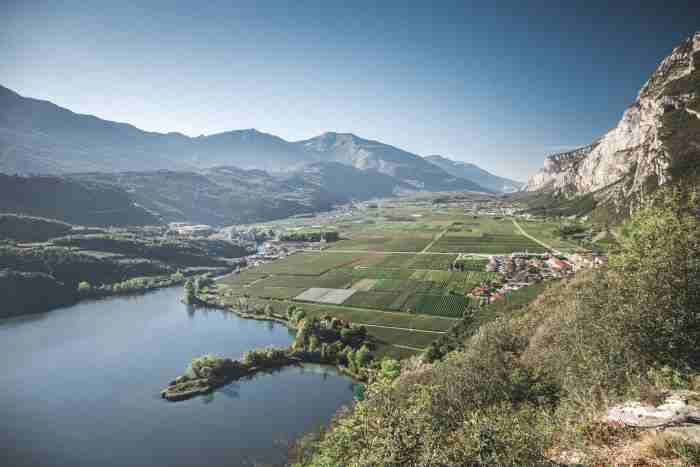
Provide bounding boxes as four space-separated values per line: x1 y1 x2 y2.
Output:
2 1 699 181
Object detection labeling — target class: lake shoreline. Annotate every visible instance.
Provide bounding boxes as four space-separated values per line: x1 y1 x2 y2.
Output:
161 291 368 402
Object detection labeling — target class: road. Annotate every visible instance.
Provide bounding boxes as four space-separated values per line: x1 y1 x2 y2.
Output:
420 228 448 253
511 218 560 255
316 249 493 257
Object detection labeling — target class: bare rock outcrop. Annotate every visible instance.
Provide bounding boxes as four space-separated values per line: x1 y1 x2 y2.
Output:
527 32 700 215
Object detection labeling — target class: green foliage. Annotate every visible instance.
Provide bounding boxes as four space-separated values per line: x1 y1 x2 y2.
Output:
379 358 401 380
77 281 92 295
280 230 339 242
296 187 700 466
0 174 159 227
183 279 197 304
354 345 371 368
0 213 72 242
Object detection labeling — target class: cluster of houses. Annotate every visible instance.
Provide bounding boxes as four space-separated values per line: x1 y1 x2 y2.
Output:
167 222 216 237
470 248 609 304
470 252 576 304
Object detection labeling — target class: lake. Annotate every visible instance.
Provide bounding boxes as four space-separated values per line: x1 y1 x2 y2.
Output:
0 286 356 467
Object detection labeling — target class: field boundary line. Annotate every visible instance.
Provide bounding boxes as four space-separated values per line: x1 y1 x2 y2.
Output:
420 228 448 254
356 323 447 334
392 344 425 351
512 219 558 254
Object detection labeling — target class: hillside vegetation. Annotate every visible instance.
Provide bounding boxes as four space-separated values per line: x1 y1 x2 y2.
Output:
0 173 159 226
0 231 247 317
293 187 700 466
0 213 72 242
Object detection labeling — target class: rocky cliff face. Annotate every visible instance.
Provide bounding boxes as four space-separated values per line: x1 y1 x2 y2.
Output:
527 32 700 216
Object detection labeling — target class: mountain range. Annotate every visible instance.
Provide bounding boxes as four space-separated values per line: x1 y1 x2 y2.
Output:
526 32 700 221
0 84 519 199
424 155 524 193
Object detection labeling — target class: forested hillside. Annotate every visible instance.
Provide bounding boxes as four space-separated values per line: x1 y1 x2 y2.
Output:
0 174 160 226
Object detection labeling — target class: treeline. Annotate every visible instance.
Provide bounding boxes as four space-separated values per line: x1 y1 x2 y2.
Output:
0 173 159 226
0 270 76 317
0 213 73 242
1 231 247 316
292 187 700 466
279 231 339 242
51 234 246 267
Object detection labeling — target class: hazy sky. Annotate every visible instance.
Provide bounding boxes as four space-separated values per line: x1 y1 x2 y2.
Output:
2 1 699 181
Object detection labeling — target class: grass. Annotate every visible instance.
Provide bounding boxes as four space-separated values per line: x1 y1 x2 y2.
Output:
401 293 467 318
352 253 417 268
515 220 582 253
365 327 439 349
426 281 551 361
252 252 366 275
294 301 458 332
343 290 409 311
327 235 433 252
210 271 267 287
241 285 308 300
407 254 457 270
340 267 415 280
254 270 353 289
429 233 547 254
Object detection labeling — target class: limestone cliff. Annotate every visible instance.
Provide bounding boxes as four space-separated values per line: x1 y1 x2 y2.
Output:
527 32 700 217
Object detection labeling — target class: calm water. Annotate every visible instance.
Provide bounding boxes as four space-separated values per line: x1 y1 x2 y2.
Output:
0 287 355 467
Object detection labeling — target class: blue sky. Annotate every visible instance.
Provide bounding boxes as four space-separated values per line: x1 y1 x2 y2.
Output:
2 1 699 181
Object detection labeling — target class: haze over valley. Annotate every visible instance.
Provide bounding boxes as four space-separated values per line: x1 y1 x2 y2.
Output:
2 2 700 466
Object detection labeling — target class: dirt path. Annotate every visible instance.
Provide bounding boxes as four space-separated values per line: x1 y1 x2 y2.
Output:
420 228 448 254
512 219 559 254
316 249 492 257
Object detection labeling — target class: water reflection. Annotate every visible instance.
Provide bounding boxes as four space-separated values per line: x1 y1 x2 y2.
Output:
0 286 354 467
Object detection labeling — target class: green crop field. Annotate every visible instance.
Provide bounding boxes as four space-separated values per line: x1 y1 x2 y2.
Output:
342 290 409 311
293 302 459 332
455 255 489 271
429 233 547 254
371 279 437 294
252 252 366 275
341 267 416 280
365 327 439 349
327 235 433 252
218 270 268 287
243 285 308 300
516 220 582 252
402 293 468 318
254 270 353 289
406 253 457 270
352 253 417 269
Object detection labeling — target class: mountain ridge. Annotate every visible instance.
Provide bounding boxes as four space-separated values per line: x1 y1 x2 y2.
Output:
0 85 497 193
424 154 525 193
526 31 700 219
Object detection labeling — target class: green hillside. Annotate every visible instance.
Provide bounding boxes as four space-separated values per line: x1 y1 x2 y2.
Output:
292 187 700 466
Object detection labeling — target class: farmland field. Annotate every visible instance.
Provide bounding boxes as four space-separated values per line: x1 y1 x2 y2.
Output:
406 253 457 270
343 290 408 311
365 327 440 349
214 206 554 357
429 233 547 254
515 220 582 253
327 234 433 252
401 293 468 317
252 252 366 275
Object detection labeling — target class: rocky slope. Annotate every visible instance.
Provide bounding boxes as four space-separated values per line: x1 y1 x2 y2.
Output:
424 154 524 193
526 32 700 217
296 132 491 192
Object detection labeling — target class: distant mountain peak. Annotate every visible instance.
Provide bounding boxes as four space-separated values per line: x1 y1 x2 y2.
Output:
424 154 524 194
